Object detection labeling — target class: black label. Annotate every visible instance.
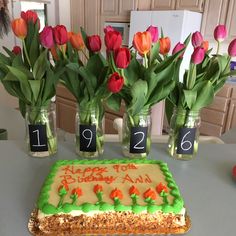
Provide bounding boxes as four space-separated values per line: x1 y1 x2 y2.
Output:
79 125 96 152
130 127 148 153
176 127 196 154
29 124 48 152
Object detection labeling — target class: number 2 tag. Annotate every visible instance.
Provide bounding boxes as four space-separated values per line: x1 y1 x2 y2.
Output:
177 127 196 154
130 127 147 153
79 125 96 152
28 124 48 152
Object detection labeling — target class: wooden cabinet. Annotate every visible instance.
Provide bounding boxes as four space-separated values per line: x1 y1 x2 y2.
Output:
201 0 229 40
225 0 236 41
101 0 119 16
151 0 176 10
136 0 152 10
175 0 204 12
225 87 236 131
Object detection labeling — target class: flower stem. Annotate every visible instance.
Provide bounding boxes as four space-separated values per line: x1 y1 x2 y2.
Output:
81 49 89 60
144 53 148 68
22 39 32 68
216 41 220 54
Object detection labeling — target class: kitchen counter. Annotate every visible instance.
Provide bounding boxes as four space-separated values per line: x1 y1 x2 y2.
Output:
0 141 236 236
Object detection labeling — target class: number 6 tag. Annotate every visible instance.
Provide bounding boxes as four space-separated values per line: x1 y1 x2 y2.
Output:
176 127 196 154
79 125 96 152
130 127 148 153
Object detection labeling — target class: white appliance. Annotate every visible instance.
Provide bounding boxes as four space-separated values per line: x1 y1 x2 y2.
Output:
129 10 202 135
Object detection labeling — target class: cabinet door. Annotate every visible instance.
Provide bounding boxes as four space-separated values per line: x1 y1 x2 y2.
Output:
226 0 236 41
137 0 152 10
101 0 119 15
118 0 137 17
225 100 236 131
201 0 228 41
176 0 204 12
70 0 85 32
151 0 175 10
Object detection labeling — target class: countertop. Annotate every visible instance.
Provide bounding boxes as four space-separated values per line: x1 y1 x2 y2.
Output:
0 141 236 236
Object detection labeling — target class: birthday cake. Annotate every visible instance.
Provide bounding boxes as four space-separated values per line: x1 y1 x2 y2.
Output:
29 159 190 235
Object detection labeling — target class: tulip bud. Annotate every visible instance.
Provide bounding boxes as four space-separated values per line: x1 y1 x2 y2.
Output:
70 32 84 50
105 31 122 51
146 25 159 43
133 31 152 55
191 31 203 48
12 46 21 55
107 72 124 93
228 39 236 57
87 35 101 52
201 40 209 53
104 25 114 34
191 47 205 64
11 18 27 39
214 25 227 42
159 37 171 55
172 42 185 58
53 25 68 45
40 26 54 48
114 47 131 69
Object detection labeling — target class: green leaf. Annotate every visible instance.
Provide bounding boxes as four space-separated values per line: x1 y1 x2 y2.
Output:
106 94 122 112
183 89 197 109
80 27 88 48
165 98 174 125
149 41 160 64
128 80 148 115
29 22 40 67
19 99 26 118
3 46 15 58
0 52 11 64
32 50 48 80
28 80 41 102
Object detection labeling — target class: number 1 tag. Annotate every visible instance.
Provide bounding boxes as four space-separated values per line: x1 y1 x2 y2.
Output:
130 127 147 153
176 127 196 154
28 124 48 152
79 125 96 152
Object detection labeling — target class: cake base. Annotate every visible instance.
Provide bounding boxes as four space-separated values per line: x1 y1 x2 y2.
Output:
28 209 191 236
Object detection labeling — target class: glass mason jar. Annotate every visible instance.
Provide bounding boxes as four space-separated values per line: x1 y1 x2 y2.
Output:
168 107 201 160
25 103 57 157
122 108 151 158
75 103 104 158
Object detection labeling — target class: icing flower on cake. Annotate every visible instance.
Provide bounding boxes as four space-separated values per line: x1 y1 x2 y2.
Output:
94 184 103 194
71 187 83 197
156 183 168 194
129 186 140 196
143 188 157 204
58 183 69 196
110 188 123 205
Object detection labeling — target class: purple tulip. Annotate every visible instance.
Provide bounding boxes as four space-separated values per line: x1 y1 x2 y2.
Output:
172 42 185 58
191 31 203 48
40 26 54 48
228 39 236 57
191 47 205 64
146 25 159 43
214 25 227 42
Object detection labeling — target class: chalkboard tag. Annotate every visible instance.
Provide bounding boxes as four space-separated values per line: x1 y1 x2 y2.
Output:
176 127 196 154
28 124 48 152
79 125 96 152
130 127 148 153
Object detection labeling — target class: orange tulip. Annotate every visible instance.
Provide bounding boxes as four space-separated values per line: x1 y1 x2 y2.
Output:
70 32 84 50
159 37 171 55
67 31 73 40
50 46 59 60
11 18 27 39
202 40 209 52
133 31 152 55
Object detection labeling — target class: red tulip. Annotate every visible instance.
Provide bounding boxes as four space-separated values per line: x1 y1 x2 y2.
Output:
105 30 122 51
104 25 114 34
21 10 39 25
201 40 209 53
53 25 68 45
12 46 21 55
40 26 54 48
159 37 171 55
146 25 159 43
214 25 227 42
133 31 152 55
11 18 27 39
172 42 185 58
114 47 131 68
191 46 205 65
228 39 236 57
87 35 101 52
70 32 84 50
107 72 124 93
191 31 203 48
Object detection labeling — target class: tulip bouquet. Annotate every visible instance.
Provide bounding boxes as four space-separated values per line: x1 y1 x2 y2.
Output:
105 26 189 158
167 25 236 160
0 11 61 157
52 27 111 157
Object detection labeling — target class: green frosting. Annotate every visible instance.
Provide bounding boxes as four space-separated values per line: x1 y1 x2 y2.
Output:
37 159 185 215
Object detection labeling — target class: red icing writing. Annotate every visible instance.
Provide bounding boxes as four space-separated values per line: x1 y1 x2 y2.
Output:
113 163 137 173
61 165 108 177
122 174 152 184
60 175 76 185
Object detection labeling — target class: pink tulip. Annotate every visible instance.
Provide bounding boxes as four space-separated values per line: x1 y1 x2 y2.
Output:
191 31 203 48
104 25 114 34
228 39 236 57
146 25 158 43
214 25 227 42
40 26 54 48
172 42 185 58
191 47 205 64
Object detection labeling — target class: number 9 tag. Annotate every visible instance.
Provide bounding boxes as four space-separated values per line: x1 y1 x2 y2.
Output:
79 125 96 152
176 127 196 154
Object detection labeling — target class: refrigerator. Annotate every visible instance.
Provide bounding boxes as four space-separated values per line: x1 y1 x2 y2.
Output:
129 10 202 135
